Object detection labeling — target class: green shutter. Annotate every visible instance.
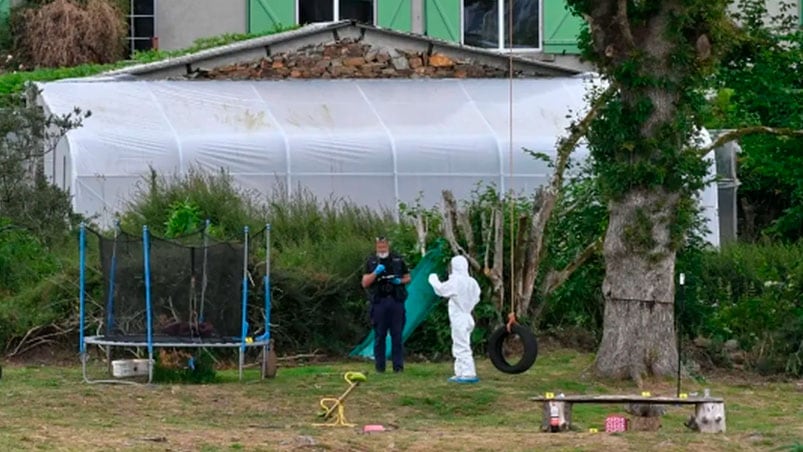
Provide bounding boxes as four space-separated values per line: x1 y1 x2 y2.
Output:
542 0 585 54
425 0 460 42
248 0 295 34
0 0 10 19
377 0 412 32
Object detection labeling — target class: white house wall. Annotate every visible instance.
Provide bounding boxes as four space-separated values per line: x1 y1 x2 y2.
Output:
155 0 248 51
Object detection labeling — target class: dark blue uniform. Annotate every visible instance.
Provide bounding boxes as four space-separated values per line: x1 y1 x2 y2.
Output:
366 253 409 372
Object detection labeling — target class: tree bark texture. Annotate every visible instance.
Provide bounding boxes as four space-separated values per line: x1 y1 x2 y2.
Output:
595 187 678 383
576 0 699 382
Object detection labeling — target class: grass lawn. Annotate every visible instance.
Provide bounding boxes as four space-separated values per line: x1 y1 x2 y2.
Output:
0 348 801 451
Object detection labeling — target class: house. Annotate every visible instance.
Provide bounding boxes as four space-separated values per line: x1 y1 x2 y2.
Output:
123 0 591 72
1 0 799 66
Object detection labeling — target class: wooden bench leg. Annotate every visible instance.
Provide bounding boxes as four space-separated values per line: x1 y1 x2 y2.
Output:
688 402 726 433
541 401 572 432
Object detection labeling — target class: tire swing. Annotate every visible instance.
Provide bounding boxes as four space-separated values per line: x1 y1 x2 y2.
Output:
488 314 539 375
488 10 538 375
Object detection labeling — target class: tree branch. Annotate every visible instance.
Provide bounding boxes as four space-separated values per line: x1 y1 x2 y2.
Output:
441 190 482 272
457 207 475 257
543 237 603 296
491 205 505 312
530 237 603 323
518 86 615 315
615 0 635 49
699 126 803 156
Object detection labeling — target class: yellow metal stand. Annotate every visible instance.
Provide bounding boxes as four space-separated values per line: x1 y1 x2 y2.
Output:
313 371 367 427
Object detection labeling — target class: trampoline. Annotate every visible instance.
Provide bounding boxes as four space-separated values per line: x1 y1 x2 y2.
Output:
78 222 272 384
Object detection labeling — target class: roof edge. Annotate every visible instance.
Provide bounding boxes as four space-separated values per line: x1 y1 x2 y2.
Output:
101 21 581 79
102 21 351 78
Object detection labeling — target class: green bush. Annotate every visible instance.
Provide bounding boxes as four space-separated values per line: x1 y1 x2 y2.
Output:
0 221 98 352
682 242 803 376
0 221 59 294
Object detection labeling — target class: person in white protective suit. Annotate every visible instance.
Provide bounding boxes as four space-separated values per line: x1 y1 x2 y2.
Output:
428 255 481 383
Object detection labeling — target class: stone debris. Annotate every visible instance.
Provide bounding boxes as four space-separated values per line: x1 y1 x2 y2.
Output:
191 38 511 80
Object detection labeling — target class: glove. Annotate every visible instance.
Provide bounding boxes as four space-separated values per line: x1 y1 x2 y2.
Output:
373 264 385 275
391 277 402 285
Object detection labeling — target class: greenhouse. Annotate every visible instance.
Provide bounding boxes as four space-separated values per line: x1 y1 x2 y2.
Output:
36 76 720 245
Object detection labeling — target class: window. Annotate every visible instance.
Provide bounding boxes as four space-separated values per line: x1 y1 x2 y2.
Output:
463 0 540 50
127 0 156 56
298 0 373 25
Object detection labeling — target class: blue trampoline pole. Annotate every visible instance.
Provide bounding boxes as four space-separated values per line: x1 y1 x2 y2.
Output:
105 220 120 334
142 225 154 384
79 223 86 356
264 224 271 341
239 225 250 381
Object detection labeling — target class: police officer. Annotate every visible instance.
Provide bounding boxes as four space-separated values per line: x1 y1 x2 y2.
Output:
361 236 410 373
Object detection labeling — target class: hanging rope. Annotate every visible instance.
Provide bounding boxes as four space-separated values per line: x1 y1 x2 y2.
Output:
488 0 540 374
506 0 517 333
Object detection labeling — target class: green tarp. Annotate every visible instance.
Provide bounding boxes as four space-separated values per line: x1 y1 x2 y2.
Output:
349 246 445 359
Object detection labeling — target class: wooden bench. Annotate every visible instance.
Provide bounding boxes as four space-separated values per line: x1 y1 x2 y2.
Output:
530 394 726 433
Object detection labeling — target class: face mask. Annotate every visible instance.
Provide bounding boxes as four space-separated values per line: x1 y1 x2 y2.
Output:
377 252 389 258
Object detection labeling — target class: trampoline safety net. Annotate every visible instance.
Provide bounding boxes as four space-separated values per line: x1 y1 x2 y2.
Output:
94 229 246 342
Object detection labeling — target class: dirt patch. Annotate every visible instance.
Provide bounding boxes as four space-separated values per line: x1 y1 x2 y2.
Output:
5 341 76 366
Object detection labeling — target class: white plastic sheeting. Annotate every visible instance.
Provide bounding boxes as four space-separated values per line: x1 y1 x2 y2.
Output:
37 77 719 245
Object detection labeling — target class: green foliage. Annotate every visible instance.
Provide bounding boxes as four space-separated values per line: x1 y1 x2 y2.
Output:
0 64 117 106
710 0 803 241
0 222 94 351
538 163 606 334
0 101 87 240
121 167 262 239
152 349 218 384
0 93 93 352
164 200 203 238
0 221 58 295
129 26 297 64
679 242 803 376
565 0 734 252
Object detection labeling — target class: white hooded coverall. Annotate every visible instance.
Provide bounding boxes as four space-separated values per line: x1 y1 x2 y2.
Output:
428 256 481 379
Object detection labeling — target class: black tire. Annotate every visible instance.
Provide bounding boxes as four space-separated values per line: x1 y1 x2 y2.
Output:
488 323 538 374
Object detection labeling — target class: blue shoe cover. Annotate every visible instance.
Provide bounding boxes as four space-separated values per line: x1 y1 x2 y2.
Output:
448 376 479 384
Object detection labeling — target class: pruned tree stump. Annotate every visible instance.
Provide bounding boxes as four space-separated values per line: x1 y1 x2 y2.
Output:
686 402 726 433
541 400 572 432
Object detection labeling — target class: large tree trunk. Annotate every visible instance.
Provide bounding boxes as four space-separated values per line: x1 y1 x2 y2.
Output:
595 187 678 384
